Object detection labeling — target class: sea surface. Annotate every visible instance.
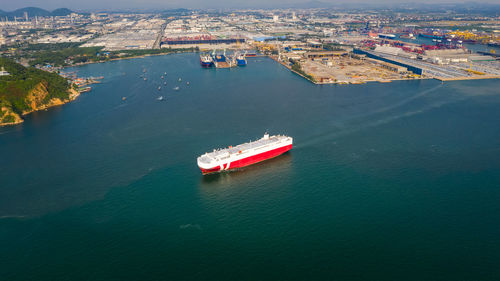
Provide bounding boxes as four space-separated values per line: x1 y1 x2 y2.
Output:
1 53 500 280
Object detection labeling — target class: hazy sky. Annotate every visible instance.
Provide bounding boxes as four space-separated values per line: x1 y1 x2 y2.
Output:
1 0 499 11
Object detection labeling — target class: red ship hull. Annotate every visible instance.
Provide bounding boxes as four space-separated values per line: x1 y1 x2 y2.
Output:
200 144 292 174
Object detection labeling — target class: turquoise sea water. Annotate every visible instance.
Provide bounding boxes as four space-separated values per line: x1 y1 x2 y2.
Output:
1 53 500 280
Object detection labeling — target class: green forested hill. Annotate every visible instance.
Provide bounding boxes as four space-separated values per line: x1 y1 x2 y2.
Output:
0 58 70 121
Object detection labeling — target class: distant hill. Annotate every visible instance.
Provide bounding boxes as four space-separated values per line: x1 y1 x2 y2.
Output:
10 7 51 18
0 7 73 19
51 8 73 16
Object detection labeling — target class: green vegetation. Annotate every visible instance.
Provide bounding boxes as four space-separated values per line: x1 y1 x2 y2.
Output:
1 43 198 68
29 45 104 67
1 42 104 67
2 114 15 123
0 44 198 122
291 61 315 82
117 47 198 58
23 42 84 51
324 43 346 51
0 57 70 115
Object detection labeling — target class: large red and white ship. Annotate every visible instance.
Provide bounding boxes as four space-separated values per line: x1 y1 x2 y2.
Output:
197 133 293 174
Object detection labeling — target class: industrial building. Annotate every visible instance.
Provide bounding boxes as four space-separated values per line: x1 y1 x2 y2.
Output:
354 49 423 75
305 51 348 59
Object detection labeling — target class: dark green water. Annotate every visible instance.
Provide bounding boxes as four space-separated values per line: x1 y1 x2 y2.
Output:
1 53 500 280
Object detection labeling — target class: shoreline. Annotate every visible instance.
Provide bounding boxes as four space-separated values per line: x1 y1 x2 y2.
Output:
3 52 497 128
0 88 81 127
2 51 195 128
268 55 321 84
0 50 189 127
2 52 189 127
268 55 428 85
267 54 500 84
61 50 196 69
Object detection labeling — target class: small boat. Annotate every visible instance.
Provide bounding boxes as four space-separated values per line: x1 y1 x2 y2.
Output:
161 76 164 79
79 86 92 93
173 86 180 91
158 86 161 90
157 96 164 101
164 82 167 85
164 72 167 75
144 78 147 81
178 78 182 82
122 97 127 101
186 82 190 85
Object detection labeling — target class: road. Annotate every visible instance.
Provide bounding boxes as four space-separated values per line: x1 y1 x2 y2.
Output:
153 22 167 49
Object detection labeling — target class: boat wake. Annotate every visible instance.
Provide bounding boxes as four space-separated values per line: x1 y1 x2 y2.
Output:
362 83 443 117
295 83 473 149
179 224 202 230
0 215 27 220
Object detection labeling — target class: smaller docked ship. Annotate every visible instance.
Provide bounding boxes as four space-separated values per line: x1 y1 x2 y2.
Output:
200 54 214 68
235 52 247 66
197 133 293 174
419 32 446 40
378 33 396 40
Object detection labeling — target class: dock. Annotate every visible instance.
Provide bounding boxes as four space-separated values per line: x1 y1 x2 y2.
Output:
215 61 232 68
209 49 252 69
435 75 500 81
269 48 500 85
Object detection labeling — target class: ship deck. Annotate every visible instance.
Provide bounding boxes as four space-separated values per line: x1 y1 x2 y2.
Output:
216 62 231 68
198 135 291 164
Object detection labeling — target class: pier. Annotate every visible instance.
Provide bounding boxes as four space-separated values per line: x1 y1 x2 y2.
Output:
215 61 232 68
204 50 250 69
267 47 500 85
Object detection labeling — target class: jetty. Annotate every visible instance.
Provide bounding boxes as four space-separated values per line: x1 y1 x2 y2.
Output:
211 49 237 68
215 61 231 68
